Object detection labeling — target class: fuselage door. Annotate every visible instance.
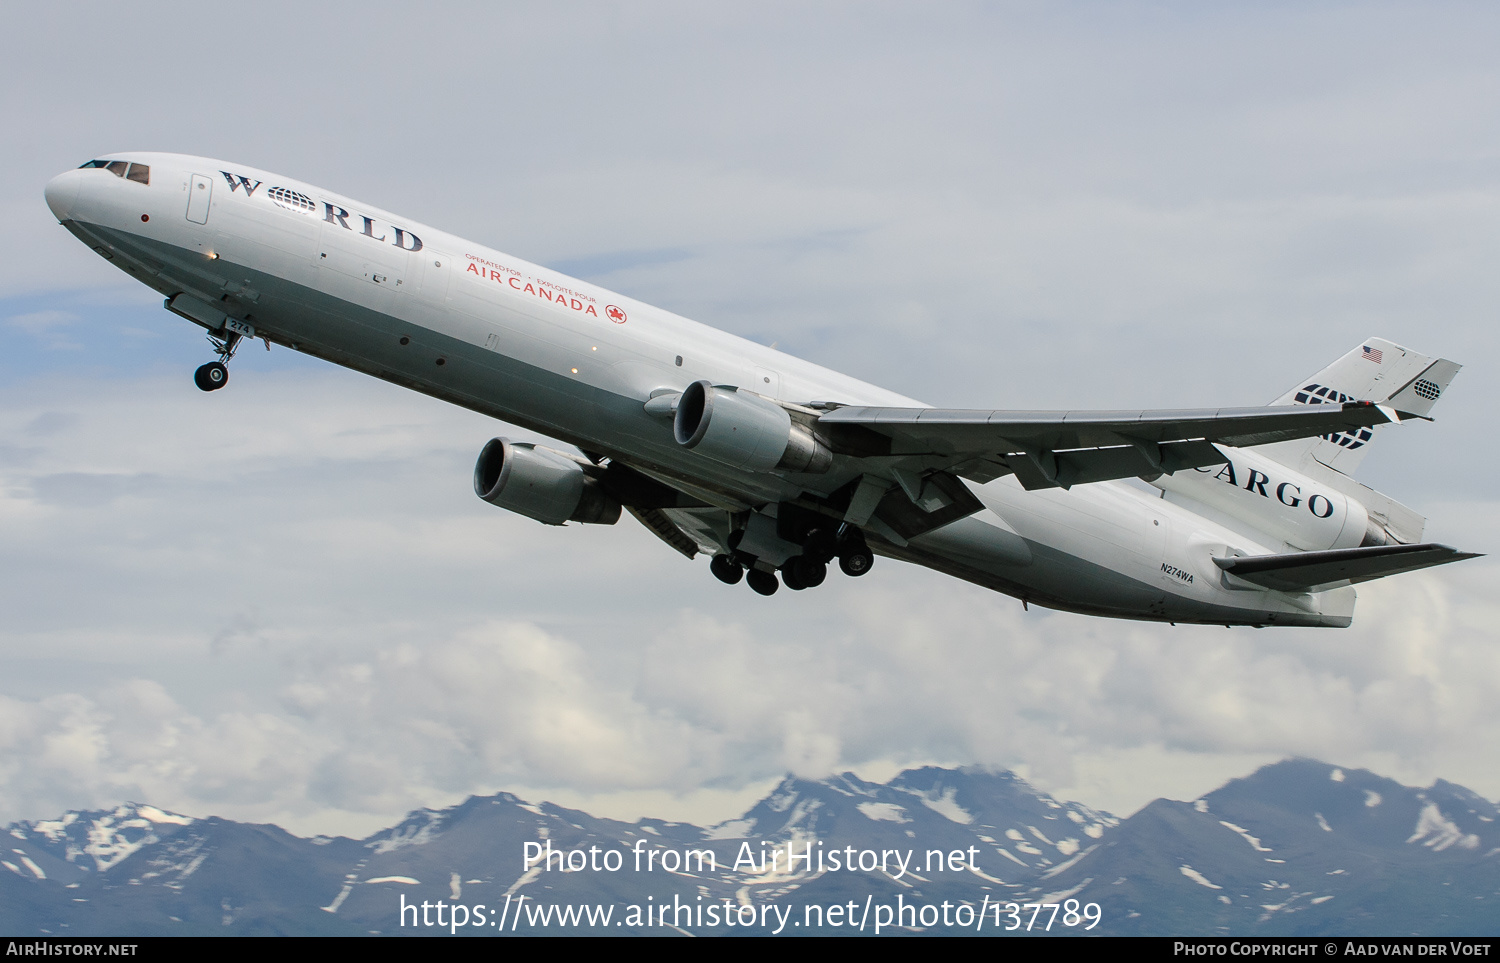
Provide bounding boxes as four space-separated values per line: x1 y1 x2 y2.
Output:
318 218 408 312
1151 513 1193 590
416 252 452 305
186 174 212 224
752 366 781 400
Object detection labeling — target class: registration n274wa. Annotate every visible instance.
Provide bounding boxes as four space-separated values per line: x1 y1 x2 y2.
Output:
45 154 1478 627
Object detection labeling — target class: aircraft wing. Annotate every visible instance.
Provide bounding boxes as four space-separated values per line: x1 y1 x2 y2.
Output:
1213 543 1481 593
817 401 1406 490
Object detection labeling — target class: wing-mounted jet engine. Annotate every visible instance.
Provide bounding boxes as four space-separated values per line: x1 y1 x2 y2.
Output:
473 439 723 567
473 439 621 526
673 380 832 474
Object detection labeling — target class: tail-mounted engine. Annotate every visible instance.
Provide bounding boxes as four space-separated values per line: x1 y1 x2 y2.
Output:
1149 447 1388 550
672 380 832 473
473 438 622 525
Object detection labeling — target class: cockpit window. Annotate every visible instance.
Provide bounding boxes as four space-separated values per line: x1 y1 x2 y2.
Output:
77 160 149 185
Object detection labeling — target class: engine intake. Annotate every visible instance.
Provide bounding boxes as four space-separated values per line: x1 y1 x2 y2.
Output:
473 438 621 525
673 380 831 473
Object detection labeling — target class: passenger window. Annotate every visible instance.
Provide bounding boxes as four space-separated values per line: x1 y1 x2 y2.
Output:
105 161 129 178
126 164 149 185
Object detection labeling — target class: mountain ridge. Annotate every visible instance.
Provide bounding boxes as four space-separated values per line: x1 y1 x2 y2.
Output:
3 758 1496 936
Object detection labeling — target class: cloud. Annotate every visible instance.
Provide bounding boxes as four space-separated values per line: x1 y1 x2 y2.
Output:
6 310 76 335
0 558 1494 836
6 310 82 350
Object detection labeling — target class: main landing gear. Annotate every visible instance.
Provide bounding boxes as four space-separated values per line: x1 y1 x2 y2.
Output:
194 329 242 392
711 524 875 597
709 554 744 585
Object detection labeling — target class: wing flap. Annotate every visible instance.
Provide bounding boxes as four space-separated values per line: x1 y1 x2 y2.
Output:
1212 543 1481 593
865 470 986 541
820 402 1399 490
1007 439 1226 491
625 506 701 559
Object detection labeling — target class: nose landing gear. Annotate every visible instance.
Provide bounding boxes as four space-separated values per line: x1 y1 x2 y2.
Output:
194 329 243 392
194 361 228 391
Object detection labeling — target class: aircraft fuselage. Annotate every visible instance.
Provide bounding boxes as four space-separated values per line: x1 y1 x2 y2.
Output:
45 154 1371 627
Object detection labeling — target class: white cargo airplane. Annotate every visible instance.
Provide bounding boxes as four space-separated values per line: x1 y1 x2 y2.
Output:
44 154 1478 627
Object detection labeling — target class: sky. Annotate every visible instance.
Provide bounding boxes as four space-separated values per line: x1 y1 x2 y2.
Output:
1 2 1498 838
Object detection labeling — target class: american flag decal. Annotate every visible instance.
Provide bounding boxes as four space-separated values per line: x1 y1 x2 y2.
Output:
1362 345 1384 363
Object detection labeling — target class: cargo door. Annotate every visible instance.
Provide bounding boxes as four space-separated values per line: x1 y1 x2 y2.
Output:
318 220 407 313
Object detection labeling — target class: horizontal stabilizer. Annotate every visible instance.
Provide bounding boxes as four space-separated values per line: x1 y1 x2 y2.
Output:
1213 543 1481 593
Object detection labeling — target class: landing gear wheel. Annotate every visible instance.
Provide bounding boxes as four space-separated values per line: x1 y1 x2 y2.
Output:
194 362 228 392
838 549 874 577
710 554 744 585
780 562 807 591
746 568 779 596
790 555 827 588
195 328 242 393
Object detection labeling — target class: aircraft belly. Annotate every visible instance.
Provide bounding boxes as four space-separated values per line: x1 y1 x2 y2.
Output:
907 514 1032 569
891 532 1349 627
84 224 831 508
892 476 1353 626
977 476 1165 575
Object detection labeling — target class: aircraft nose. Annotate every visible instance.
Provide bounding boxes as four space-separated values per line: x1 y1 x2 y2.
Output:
44 169 81 221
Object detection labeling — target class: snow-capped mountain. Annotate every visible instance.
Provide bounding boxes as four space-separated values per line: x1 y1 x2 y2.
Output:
2 760 1495 936
1031 759 1500 936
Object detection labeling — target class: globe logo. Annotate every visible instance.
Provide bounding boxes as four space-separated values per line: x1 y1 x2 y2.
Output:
268 186 318 214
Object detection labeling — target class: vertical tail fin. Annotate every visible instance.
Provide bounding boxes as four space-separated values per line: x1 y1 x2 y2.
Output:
1260 337 1461 477
1254 338 1462 545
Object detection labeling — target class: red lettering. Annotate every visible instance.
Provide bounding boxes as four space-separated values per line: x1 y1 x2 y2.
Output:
475 270 605 315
